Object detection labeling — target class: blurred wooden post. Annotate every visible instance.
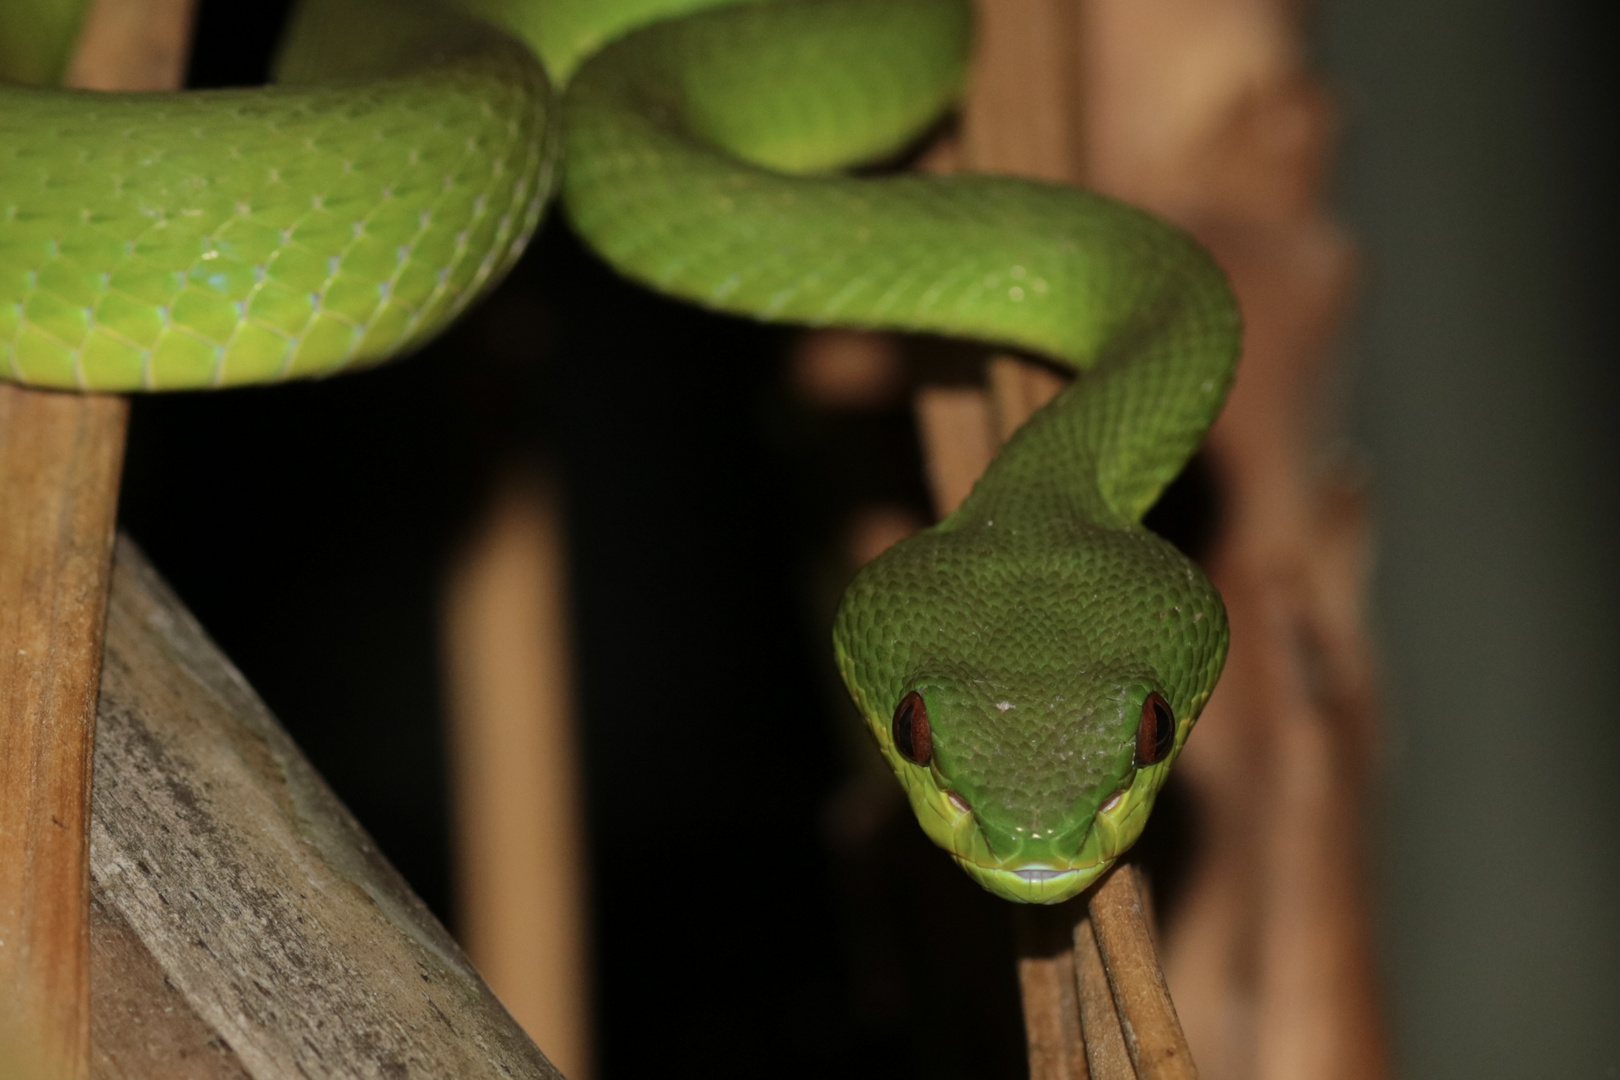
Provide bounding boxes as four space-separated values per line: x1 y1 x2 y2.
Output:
0 3 192 1076
63 0 196 91
1077 0 1387 1076
442 475 592 1080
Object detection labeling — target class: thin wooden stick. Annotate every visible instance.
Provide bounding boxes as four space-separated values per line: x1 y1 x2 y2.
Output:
0 4 192 1076
1015 906 1092 1080
1074 913 1137 1079
986 355 1066 443
1088 865 1196 1080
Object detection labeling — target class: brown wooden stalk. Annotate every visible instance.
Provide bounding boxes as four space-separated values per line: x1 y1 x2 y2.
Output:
1074 914 1137 1079
1014 904 1092 1080
1076 1 1387 1075
0 3 193 1076
1087 866 1196 1080
0 391 127 1080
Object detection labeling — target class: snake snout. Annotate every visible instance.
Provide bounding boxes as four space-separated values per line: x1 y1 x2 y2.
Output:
968 805 1096 865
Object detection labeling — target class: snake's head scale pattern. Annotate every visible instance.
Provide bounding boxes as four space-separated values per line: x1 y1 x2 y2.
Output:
834 511 1228 904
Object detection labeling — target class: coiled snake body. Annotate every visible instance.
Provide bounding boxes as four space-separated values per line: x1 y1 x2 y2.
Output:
0 0 1237 903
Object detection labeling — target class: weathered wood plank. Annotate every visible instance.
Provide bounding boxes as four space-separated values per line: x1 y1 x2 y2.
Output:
89 891 253 1080
89 538 566 1080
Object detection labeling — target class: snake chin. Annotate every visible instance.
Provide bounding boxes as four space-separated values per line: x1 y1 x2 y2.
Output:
887 739 1152 903
938 772 1164 903
958 858 1110 905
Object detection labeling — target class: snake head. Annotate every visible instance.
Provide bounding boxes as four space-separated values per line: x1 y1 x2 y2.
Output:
833 518 1226 904
877 668 1182 903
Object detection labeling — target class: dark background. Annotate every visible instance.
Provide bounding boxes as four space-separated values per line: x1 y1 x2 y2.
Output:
115 2 1619 1078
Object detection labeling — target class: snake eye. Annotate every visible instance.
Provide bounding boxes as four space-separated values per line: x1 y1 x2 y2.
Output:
1137 692 1175 766
892 691 932 765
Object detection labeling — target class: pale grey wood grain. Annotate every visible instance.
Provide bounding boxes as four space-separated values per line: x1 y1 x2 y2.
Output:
89 537 566 1080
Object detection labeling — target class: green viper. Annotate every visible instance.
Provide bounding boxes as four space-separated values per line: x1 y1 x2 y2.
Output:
0 0 1237 903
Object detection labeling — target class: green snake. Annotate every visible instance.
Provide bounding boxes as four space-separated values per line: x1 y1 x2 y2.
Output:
0 0 1237 904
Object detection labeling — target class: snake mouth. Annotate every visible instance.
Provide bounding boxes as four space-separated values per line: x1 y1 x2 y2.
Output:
953 857 1108 903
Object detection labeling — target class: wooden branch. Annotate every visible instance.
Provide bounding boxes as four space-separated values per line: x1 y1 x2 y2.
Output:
1088 866 1195 1080
0 390 127 1080
986 357 1066 445
89 538 564 1080
1014 906 1091 1080
1074 915 1136 1079
0 6 192 1076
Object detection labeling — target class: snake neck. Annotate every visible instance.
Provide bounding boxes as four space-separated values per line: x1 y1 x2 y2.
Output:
560 0 1239 536
949 272 1241 536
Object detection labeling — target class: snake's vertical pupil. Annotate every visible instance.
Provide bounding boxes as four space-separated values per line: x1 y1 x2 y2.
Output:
893 691 932 765
1137 692 1175 766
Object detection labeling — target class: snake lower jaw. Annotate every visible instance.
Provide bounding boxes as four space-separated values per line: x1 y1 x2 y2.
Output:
954 858 1112 905
917 760 1174 904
